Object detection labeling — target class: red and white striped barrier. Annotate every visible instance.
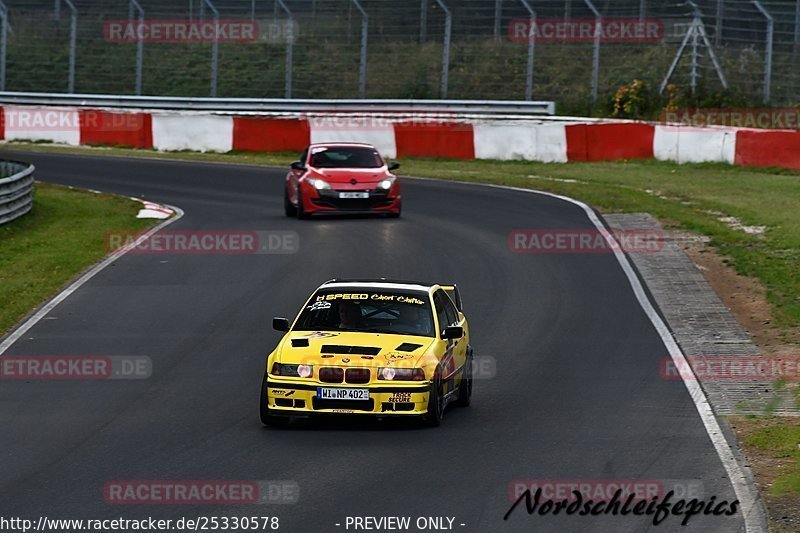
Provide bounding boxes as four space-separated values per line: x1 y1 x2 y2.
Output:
1 105 799 170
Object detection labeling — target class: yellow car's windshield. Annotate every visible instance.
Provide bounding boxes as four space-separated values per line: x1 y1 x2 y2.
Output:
294 290 435 337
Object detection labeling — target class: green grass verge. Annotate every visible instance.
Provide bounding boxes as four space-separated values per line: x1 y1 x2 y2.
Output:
0 182 152 336
742 420 800 495
8 142 799 329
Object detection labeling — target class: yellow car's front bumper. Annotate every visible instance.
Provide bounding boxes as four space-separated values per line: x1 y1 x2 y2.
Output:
266 378 431 416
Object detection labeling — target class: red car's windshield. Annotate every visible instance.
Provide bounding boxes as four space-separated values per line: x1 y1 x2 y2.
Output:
309 146 384 169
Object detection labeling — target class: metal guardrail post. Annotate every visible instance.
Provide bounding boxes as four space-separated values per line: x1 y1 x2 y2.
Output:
752 0 773 102
0 161 36 227
434 0 451 98
276 0 294 99
203 0 219 97
518 0 535 101
0 1 7 92
351 0 368 99
129 0 144 96
582 0 600 110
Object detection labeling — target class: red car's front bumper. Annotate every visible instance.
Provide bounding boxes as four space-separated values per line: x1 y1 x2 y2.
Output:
299 183 401 215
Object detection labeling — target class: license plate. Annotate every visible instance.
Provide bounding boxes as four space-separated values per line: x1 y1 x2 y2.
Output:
339 192 369 199
317 387 370 400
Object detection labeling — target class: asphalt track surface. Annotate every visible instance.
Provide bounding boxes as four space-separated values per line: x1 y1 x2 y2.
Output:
0 150 745 532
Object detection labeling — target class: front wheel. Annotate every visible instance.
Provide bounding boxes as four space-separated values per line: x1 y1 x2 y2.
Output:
424 375 445 427
454 352 473 407
260 373 290 428
296 194 309 220
284 188 297 217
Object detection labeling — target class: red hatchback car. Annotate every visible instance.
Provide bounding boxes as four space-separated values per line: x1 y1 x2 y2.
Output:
284 143 402 218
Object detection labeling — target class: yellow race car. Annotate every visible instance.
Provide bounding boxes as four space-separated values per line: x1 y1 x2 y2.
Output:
260 279 472 427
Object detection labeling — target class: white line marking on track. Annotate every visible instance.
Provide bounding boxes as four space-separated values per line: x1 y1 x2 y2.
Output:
0 201 185 356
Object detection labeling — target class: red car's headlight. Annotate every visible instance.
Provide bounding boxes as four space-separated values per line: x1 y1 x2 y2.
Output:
376 177 396 190
309 178 332 190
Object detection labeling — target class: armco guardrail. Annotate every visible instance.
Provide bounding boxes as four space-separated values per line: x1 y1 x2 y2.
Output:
0 92 555 116
0 161 35 226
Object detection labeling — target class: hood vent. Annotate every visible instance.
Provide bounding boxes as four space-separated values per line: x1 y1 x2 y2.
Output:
321 345 381 355
395 342 423 352
291 338 310 348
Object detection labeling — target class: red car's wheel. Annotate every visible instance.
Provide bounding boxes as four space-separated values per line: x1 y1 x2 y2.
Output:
296 191 310 220
284 187 297 217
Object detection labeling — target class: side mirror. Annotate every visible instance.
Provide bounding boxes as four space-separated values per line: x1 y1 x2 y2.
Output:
441 326 463 340
273 317 291 332
387 162 400 171
290 161 306 171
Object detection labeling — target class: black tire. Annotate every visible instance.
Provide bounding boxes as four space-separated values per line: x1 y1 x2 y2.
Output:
454 351 473 407
284 188 297 217
296 194 309 220
424 375 445 427
260 373 290 428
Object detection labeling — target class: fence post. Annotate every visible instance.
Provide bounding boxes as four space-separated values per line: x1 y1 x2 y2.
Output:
583 0 600 111
752 0 773 102
203 0 219 97
518 0 535 101
419 0 427 42
130 0 144 95
690 19 699 93
351 0 368 98
276 0 294 98
715 0 723 45
795 0 800 53
434 0 451 98
494 0 502 40
57 0 78 94
639 0 645 23
0 1 7 92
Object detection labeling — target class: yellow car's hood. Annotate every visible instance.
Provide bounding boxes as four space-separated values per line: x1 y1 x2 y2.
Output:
277 330 435 367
